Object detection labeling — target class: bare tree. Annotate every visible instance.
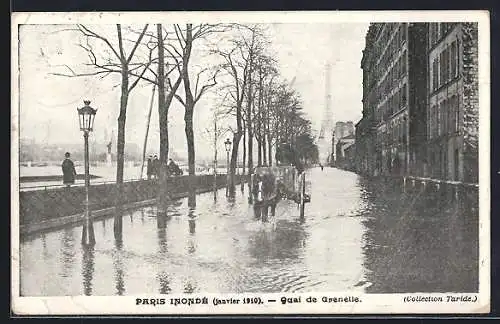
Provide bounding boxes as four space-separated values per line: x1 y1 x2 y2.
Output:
53 24 151 194
171 24 222 206
123 24 184 215
51 24 154 238
214 38 253 196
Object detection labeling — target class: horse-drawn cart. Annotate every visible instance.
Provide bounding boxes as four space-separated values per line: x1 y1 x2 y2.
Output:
250 165 311 222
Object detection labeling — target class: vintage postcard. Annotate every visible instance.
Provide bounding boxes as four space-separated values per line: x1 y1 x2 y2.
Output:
11 10 490 315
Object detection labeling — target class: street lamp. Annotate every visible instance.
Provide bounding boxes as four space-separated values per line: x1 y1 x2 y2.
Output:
224 138 232 197
78 100 97 246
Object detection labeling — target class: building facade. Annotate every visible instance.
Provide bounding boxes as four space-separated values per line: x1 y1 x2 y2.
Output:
358 23 425 177
356 22 479 183
335 134 355 170
427 22 479 183
333 121 354 163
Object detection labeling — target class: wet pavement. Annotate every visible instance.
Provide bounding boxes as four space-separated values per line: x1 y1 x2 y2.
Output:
19 167 479 296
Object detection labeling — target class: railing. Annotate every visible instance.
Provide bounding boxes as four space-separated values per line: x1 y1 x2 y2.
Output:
20 174 232 192
403 175 479 189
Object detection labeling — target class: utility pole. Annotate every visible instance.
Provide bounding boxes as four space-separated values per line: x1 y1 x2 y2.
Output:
140 83 156 179
213 113 218 201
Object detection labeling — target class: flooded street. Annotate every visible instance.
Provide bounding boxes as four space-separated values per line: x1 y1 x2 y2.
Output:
20 167 478 296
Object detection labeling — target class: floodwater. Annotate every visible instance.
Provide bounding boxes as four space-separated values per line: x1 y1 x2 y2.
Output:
19 167 479 296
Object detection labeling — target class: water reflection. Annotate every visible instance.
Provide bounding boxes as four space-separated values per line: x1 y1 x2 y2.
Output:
247 220 307 263
81 245 95 296
188 207 196 235
20 168 479 296
360 178 478 293
184 281 197 293
113 238 125 295
59 228 76 279
157 221 168 254
157 271 172 294
101 219 106 235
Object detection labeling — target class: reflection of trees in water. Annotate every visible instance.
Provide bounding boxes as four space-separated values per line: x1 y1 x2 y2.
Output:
157 226 168 254
81 245 95 296
155 216 171 294
188 206 196 235
246 220 307 263
41 233 50 260
59 228 76 279
113 238 125 296
360 180 479 293
157 271 172 294
183 281 197 293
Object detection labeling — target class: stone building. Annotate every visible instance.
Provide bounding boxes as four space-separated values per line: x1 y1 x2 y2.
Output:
427 22 479 183
333 121 354 162
356 22 479 183
335 134 355 170
357 23 428 176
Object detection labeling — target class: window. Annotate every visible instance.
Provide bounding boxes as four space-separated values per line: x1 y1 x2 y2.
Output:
430 105 435 139
401 83 407 106
453 95 460 132
439 51 446 87
401 56 406 77
432 59 439 91
430 23 437 46
436 103 441 137
450 40 459 78
442 99 448 135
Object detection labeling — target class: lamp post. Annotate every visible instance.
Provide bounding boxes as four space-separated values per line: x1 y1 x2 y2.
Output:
78 100 97 246
224 138 232 197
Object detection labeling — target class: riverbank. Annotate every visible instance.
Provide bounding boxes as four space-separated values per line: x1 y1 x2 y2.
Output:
19 174 246 237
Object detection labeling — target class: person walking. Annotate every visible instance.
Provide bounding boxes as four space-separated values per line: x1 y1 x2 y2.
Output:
62 152 77 187
152 155 160 179
146 155 153 180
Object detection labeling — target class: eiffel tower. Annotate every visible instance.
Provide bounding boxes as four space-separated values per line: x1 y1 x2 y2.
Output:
318 63 334 164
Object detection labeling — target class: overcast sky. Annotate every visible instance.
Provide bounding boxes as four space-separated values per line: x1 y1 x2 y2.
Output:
18 22 368 160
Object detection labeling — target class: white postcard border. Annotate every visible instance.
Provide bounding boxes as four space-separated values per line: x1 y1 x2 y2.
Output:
11 10 491 315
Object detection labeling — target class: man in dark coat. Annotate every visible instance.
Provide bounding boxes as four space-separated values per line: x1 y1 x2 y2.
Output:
152 155 160 179
62 152 77 187
146 155 153 180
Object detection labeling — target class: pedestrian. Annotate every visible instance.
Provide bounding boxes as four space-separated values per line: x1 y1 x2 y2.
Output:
393 156 402 176
168 158 182 176
320 163 324 171
153 155 160 179
62 152 77 187
146 155 153 180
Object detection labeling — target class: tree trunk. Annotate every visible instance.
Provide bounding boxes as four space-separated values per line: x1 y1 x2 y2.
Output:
114 68 129 237
229 132 242 196
268 137 272 166
157 24 170 217
184 105 196 206
257 70 264 167
247 80 254 195
242 123 246 176
181 24 196 207
185 108 195 176
257 140 262 167
262 129 267 166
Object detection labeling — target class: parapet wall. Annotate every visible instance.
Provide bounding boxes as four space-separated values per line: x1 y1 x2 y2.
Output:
19 174 245 227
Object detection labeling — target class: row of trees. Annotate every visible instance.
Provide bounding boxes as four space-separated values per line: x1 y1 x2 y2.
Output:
53 23 318 215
